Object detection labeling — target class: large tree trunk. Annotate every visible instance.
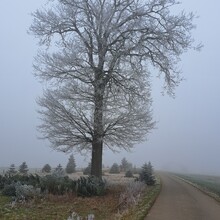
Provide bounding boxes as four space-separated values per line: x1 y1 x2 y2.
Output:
91 73 105 178
91 140 103 178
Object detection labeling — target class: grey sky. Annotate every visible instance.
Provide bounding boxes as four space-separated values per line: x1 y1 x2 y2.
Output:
0 1 219 174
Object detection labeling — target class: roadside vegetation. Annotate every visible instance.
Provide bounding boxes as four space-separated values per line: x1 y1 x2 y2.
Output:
175 173 220 201
0 159 160 219
120 176 161 220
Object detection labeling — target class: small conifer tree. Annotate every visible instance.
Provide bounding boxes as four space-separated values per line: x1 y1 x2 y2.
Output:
139 162 155 185
109 163 120 174
65 154 76 174
125 170 133 178
19 162 29 175
120 158 133 172
8 164 17 175
42 164 51 173
54 164 65 177
121 158 129 172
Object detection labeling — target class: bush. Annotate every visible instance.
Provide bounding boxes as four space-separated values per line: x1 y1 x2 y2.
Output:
42 164 51 173
2 183 16 197
76 176 106 197
119 181 146 210
9 174 41 187
109 163 120 174
15 182 41 200
0 174 8 190
125 170 133 178
0 173 77 198
0 174 41 193
8 164 17 175
40 174 75 195
2 182 41 201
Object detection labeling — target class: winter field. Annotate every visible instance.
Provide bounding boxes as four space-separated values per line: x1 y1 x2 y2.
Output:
175 173 220 201
0 168 160 220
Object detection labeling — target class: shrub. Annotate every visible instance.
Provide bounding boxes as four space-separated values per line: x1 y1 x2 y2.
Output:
42 164 51 173
125 170 133 178
0 174 8 190
15 182 41 200
76 176 106 197
109 163 120 174
1 173 77 198
40 174 75 195
8 164 17 175
2 183 16 197
8 174 41 187
0 174 41 193
27 174 41 187
119 181 146 210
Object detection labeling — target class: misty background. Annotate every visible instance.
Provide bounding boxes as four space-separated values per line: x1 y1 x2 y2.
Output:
0 1 219 174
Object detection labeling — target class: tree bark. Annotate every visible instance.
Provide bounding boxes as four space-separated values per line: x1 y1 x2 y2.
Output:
91 73 105 178
91 140 103 178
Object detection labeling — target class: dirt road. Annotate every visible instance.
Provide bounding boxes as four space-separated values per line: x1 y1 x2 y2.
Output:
145 173 220 220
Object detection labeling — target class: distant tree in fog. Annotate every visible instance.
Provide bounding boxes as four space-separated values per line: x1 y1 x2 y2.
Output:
42 163 51 173
65 154 76 174
120 157 132 172
19 162 29 175
109 163 120 174
54 164 65 177
8 164 17 175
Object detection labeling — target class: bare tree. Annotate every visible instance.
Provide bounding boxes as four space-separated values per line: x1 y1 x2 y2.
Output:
30 0 200 177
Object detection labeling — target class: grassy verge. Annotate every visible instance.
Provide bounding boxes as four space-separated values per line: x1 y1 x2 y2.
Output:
175 173 220 202
120 176 161 220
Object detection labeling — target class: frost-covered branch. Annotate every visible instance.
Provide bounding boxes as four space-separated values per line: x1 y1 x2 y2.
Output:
30 0 200 175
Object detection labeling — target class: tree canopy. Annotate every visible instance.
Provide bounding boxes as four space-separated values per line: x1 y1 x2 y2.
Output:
30 0 200 177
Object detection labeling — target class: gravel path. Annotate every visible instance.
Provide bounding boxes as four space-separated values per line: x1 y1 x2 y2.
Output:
145 173 220 220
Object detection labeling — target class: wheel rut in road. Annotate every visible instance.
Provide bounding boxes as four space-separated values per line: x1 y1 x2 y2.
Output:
145 173 220 220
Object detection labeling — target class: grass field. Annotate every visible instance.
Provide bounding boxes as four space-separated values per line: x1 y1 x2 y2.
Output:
175 173 220 200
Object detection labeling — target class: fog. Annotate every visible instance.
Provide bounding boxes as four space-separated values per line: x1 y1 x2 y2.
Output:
0 1 219 175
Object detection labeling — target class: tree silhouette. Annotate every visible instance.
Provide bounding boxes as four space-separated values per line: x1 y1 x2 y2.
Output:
139 162 155 185
8 164 17 175
65 154 76 174
109 163 120 174
19 162 28 175
42 164 51 173
30 0 200 177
